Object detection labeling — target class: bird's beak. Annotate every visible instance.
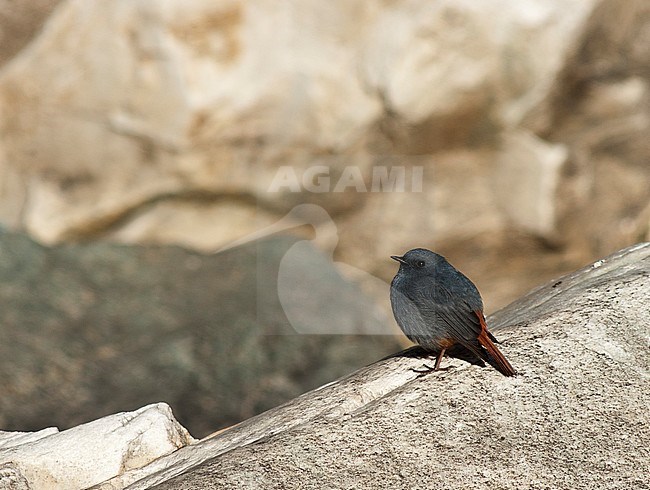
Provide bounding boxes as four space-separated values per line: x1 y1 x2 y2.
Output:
391 255 407 265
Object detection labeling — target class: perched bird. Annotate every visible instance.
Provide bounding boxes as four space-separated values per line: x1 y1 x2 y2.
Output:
390 248 516 376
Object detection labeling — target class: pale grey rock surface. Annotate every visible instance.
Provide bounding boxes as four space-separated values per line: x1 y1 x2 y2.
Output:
1 244 647 489
0 429 57 451
0 404 193 490
110 243 648 489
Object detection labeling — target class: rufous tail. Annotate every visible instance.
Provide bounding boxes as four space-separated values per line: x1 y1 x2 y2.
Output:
475 312 517 377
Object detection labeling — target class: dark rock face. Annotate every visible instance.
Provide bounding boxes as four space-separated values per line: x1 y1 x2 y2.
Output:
0 230 399 437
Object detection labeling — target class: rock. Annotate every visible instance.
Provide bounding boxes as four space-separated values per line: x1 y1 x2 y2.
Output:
110 243 647 489
1 243 647 489
0 403 192 490
0 428 57 450
494 130 568 236
1 0 648 312
0 229 399 438
0 0 593 246
531 0 650 260
0 0 382 244
0 0 62 66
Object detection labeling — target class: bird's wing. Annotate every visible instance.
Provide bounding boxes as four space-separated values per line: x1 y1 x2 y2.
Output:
414 286 516 376
414 286 483 343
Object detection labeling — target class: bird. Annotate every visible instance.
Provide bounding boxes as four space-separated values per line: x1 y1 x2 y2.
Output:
390 248 516 376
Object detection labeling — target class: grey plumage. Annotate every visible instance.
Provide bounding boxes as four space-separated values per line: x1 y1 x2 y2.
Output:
390 248 515 376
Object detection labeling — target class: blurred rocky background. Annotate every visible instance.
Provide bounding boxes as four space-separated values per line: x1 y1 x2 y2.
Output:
0 0 648 436
0 230 395 437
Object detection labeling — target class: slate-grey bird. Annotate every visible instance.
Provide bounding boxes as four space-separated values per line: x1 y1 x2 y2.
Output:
390 248 516 376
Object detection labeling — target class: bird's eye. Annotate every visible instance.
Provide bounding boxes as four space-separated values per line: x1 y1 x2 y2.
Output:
416 260 425 268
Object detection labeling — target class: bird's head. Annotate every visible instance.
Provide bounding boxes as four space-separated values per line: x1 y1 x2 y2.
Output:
390 248 446 277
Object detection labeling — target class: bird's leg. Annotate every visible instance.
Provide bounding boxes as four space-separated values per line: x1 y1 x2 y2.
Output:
410 348 449 376
433 348 446 371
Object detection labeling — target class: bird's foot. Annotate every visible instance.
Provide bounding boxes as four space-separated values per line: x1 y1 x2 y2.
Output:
410 363 453 377
411 363 435 374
